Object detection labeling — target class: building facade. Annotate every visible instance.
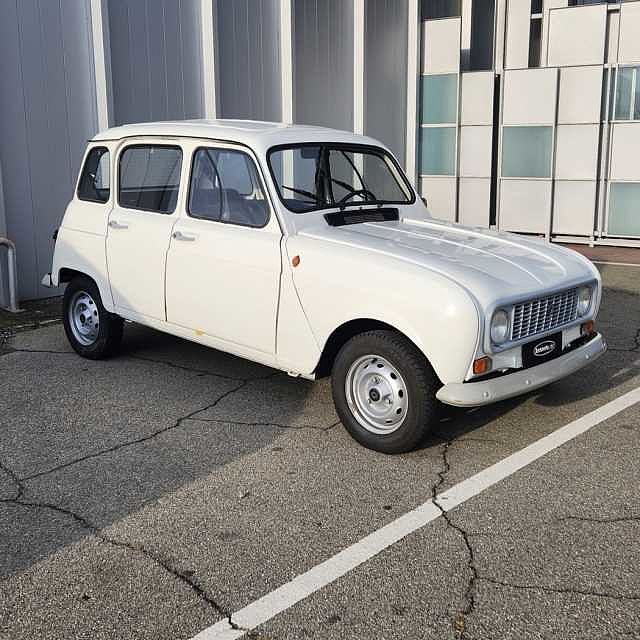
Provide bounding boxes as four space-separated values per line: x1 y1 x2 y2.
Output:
0 0 638 305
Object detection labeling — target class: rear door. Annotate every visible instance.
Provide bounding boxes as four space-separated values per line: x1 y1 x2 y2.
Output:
106 142 184 320
165 142 282 356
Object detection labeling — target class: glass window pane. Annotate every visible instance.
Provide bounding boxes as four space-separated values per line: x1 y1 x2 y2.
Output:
267 144 412 213
119 146 182 213
420 127 456 176
608 182 640 237
421 74 458 124
615 66 633 120
501 126 552 179
78 147 110 203
188 148 268 227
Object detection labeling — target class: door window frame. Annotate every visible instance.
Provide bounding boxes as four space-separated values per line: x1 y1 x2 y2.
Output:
117 143 184 215
186 144 272 229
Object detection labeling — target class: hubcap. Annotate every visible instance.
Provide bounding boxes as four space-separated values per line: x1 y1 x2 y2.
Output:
345 355 408 435
68 291 100 346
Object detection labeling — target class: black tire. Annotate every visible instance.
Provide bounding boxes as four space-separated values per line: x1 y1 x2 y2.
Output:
62 275 123 359
331 330 441 454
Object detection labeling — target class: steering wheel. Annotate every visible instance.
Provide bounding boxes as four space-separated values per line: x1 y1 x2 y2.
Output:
338 188 377 204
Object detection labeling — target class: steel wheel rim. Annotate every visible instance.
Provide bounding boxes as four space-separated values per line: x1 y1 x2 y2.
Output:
345 354 408 435
68 290 100 346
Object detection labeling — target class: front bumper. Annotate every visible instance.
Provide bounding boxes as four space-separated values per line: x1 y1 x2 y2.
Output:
436 332 607 407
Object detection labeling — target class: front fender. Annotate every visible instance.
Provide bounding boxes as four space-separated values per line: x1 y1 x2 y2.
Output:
288 236 480 384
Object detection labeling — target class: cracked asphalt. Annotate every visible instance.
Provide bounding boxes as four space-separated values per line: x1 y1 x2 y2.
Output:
1 263 639 639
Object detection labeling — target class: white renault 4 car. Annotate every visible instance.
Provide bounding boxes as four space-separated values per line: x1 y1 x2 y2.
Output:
43 120 606 453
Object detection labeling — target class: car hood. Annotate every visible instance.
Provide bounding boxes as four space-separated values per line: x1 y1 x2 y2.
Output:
297 217 598 310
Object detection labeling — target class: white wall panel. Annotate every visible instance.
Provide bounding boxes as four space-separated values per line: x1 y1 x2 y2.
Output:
420 177 456 222
218 0 282 121
557 66 603 125
555 125 599 181
547 5 606 67
505 0 530 70
503 68 557 126
552 181 596 237
459 178 490 227
421 18 461 74
610 123 640 181
294 0 354 130
460 72 494 126
619 2 640 64
459 126 492 178
499 180 551 234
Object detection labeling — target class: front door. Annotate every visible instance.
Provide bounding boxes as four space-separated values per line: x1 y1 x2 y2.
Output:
106 143 183 320
165 144 282 356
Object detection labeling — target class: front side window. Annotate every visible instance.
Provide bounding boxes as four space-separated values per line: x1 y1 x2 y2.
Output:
119 145 182 213
188 147 269 227
268 144 414 213
77 147 110 203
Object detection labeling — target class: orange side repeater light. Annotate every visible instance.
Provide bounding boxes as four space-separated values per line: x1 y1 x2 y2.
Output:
292 255 301 267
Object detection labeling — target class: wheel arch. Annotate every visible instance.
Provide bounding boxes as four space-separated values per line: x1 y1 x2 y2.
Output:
314 318 439 380
58 267 115 313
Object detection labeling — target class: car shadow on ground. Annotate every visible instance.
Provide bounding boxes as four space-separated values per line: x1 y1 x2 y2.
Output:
1 324 334 578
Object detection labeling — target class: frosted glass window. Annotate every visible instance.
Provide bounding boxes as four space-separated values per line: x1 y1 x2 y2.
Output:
615 67 633 120
421 74 458 124
420 127 456 175
502 126 552 179
608 182 640 237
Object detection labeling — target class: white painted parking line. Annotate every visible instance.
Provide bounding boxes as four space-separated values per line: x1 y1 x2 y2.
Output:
191 386 640 640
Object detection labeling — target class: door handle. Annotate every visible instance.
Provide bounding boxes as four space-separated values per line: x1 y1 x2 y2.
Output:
108 220 128 230
172 230 197 242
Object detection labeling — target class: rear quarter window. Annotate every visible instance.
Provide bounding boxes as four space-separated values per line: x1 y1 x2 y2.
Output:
77 147 110 203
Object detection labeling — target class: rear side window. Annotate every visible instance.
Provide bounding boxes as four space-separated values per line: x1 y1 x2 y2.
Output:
119 145 182 213
77 147 110 203
188 147 268 227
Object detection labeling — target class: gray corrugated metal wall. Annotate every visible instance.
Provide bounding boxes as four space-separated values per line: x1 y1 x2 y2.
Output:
365 0 408 165
217 0 282 121
0 0 98 301
294 0 354 131
108 0 205 125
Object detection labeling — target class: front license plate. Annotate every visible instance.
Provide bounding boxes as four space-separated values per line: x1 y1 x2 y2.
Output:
522 332 563 369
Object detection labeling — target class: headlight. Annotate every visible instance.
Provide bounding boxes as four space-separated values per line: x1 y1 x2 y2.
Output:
577 285 592 316
490 309 510 344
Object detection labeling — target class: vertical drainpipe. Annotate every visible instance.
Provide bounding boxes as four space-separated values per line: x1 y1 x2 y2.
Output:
280 0 295 126
405 0 420 188
353 0 365 137
200 0 220 119
280 0 295 188
90 0 114 130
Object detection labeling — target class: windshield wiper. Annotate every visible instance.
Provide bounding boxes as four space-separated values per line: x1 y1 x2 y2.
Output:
281 185 317 202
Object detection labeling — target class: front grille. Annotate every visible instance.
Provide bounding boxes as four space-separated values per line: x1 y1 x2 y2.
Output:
511 288 579 341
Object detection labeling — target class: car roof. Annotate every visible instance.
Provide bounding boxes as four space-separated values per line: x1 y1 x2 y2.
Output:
91 119 386 153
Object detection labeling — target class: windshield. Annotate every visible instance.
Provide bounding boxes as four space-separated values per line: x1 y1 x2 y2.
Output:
267 143 414 213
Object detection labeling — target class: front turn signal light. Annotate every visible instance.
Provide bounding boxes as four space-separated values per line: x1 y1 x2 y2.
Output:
473 356 492 375
581 320 595 336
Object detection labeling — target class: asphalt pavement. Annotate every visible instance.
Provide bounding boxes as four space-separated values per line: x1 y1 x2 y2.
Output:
0 263 639 640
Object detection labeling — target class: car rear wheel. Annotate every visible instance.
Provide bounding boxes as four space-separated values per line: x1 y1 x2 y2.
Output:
63 276 123 359
331 330 441 454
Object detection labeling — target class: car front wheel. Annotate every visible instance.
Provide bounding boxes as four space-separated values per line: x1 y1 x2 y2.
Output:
331 330 441 454
63 276 123 359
